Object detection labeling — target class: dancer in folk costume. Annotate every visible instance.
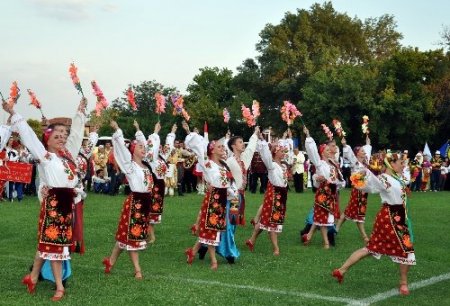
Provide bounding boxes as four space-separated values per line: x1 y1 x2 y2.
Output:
165 149 178 196
302 126 345 249
0 125 11 201
335 136 372 243
332 151 415 296
133 120 175 244
102 120 155 280
245 134 289 256
72 127 98 253
39 124 98 286
183 121 238 270
4 98 87 301
215 126 260 263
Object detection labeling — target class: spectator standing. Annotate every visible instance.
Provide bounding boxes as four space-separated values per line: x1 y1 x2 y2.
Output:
430 151 443 192
94 144 108 174
292 148 306 193
6 136 23 202
249 151 268 194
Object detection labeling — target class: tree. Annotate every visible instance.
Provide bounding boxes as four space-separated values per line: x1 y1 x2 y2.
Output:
439 25 450 51
187 67 234 107
371 48 443 150
256 2 370 103
300 64 377 145
98 80 178 139
26 119 43 138
186 67 242 139
363 14 403 60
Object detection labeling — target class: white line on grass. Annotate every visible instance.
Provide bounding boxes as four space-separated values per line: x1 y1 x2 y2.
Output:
153 275 362 305
4 255 449 305
347 272 450 306
1 254 359 305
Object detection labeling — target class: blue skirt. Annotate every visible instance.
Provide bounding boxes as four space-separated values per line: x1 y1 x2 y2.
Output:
216 199 240 259
41 260 72 282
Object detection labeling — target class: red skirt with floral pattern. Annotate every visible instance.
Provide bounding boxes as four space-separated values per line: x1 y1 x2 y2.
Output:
343 188 368 222
197 187 227 246
366 204 414 258
38 188 75 254
259 182 288 232
313 183 339 226
149 178 165 224
115 192 152 248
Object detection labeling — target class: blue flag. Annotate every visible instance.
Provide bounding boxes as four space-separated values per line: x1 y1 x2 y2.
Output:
439 140 449 158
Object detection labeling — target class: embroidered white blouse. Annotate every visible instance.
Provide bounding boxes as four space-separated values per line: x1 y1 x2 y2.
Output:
10 112 84 191
257 139 288 188
135 130 175 179
76 131 99 179
305 136 346 188
0 125 12 166
185 132 238 200
225 133 258 190
359 169 410 206
112 128 153 193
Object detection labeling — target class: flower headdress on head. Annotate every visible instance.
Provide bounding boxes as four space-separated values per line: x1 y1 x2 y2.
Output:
270 142 289 158
129 140 138 155
206 140 217 158
42 127 54 149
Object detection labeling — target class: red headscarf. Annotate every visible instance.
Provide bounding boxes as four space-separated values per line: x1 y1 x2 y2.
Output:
319 144 327 157
42 128 54 149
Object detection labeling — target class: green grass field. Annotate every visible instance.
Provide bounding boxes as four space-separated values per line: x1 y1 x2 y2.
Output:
0 189 449 305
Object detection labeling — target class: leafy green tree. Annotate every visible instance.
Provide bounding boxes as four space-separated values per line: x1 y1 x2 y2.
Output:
300 64 377 145
186 67 243 139
26 119 43 139
256 2 370 103
363 14 403 60
100 80 178 139
371 48 443 150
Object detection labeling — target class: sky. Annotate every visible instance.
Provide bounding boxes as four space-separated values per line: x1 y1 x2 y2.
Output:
1 0 449 122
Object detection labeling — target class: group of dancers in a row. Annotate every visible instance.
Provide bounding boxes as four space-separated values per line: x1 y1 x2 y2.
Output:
1 97 414 301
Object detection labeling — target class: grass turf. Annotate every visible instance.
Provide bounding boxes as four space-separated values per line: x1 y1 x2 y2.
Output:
0 189 449 305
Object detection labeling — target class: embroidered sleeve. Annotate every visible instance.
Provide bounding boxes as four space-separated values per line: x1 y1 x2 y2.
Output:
84 131 99 158
257 140 274 171
0 125 12 151
66 111 87 159
343 145 358 169
112 128 133 174
10 113 47 161
305 136 320 168
359 170 390 194
241 133 258 169
146 133 160 163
